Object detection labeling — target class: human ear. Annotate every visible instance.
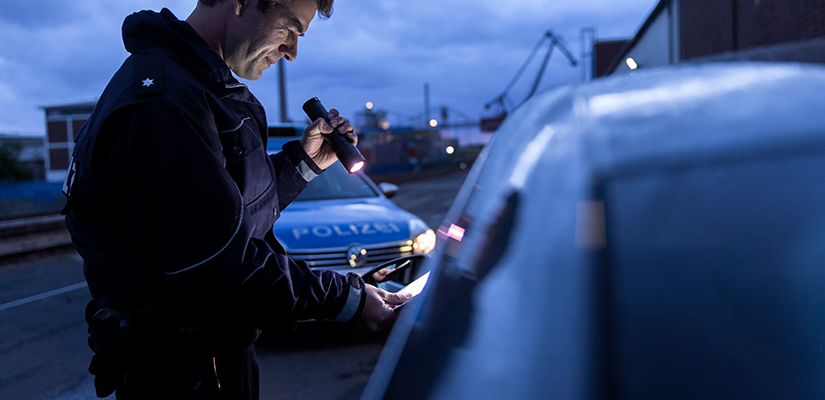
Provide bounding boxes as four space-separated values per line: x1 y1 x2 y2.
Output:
233 0 251 16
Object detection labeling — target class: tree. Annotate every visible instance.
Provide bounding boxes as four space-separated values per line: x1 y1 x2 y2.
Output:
0 141 34 181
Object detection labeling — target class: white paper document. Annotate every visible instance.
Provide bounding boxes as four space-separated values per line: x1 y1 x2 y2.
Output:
397 271 429 297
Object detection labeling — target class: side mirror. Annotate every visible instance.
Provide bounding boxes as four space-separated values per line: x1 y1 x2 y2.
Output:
379 182 399 199
361 254 428 292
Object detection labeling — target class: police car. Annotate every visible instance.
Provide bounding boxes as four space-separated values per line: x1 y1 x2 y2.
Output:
267 126 436 275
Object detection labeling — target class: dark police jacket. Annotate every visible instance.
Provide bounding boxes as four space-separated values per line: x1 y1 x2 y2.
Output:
63 9 364 337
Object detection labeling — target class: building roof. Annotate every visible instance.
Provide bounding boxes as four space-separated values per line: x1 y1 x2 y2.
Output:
39 100 97 117
0 132 42 139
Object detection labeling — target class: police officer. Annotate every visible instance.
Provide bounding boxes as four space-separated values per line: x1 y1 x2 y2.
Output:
62 0 409 398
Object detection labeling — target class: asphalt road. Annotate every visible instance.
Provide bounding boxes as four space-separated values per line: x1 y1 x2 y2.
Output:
380 170 469 230
0 170 469 400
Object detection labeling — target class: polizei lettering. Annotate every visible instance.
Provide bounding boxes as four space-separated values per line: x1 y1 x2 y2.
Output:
293 223 401 240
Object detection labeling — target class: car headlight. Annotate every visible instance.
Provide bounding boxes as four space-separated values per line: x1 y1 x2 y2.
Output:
413 229 436 254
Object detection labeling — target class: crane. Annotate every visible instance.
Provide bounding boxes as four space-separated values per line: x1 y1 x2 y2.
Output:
481 31 578 132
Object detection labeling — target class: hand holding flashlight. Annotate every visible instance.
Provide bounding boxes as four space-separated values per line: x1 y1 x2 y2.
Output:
302 97 366 174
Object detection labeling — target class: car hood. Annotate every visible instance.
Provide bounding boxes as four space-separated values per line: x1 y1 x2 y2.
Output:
274 197 421 250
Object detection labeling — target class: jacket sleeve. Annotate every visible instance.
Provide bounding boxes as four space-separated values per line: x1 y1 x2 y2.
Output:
269 140 323 211
92 104 362 328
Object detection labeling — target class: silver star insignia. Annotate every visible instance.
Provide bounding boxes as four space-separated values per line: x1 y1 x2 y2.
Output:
142 78 154 87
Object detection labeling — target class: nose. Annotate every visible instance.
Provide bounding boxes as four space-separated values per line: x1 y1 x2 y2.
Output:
279 42 297 62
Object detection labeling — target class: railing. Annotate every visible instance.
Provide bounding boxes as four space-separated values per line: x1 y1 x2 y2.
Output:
0 213 73 264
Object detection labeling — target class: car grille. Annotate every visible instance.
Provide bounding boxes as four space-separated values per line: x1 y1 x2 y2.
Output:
287 239 415 270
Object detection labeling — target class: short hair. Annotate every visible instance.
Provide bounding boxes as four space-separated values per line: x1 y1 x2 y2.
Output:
198 0 334 19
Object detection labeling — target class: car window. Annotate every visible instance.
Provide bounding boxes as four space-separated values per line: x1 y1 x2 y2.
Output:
294 163 379 201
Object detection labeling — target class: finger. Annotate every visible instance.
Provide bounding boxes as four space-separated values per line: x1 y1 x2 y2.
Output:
327 108 341 121
369 285 409 308
336 121 353 134
371 285 396 303
345 131 358 146
331 116 349 129
383 291 413 306
309 117 332 134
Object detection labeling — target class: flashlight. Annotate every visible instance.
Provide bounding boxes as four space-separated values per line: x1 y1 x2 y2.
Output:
302 97 366 174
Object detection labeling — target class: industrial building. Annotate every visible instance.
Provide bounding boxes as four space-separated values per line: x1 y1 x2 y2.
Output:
594 0 825 77
40 101 96 183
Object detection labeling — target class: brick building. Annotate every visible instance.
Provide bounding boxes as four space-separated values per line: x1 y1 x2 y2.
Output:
595 0 825 76
40 101 95 182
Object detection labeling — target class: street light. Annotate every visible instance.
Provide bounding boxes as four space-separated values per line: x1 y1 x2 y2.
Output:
626 57 639 70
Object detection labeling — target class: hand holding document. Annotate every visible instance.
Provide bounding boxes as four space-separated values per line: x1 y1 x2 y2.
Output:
393 272 430 310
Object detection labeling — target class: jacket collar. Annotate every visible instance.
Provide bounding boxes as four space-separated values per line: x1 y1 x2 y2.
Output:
122 8 239 88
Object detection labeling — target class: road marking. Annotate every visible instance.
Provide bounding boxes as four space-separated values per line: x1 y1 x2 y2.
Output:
0 282 87 312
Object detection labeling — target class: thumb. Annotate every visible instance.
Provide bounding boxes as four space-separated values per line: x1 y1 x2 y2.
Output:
310 117 333 134
383 291 413 306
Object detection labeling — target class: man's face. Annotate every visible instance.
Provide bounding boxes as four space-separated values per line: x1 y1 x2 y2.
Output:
224 0 317 80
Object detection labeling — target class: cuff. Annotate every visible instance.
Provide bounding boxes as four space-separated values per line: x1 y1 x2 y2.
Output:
282 140 324 182
334 273 367 323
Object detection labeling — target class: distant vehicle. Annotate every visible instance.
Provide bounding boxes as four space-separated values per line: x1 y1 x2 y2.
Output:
267 128 435 276
363 62 825 399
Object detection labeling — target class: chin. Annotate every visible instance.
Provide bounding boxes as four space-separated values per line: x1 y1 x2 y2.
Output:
233 68 263 81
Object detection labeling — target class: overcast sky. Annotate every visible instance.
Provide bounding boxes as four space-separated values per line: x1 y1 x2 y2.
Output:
0 0 657 135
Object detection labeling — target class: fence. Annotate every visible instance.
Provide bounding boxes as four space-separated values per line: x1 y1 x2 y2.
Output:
0 181 66 220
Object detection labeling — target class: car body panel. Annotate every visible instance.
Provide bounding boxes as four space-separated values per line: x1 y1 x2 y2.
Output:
267 130 433 275
275 198 417 248
364 62 825 399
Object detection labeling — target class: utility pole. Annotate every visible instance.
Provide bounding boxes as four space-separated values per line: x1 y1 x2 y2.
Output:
580 27 596 82
278 62 289 123
424 83 430 126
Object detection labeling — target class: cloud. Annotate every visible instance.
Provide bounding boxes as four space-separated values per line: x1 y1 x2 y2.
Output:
0 0 657 134
264 0 656 125
0 2 83 28
0 0 195 133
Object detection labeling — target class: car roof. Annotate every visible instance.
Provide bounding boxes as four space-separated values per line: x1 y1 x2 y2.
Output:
480 62 824 188
365 62 825 399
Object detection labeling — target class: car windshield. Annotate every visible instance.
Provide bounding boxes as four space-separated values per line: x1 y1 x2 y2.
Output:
294 162 379 201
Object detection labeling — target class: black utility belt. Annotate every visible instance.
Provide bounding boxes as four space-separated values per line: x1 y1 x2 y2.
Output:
86 302 210 349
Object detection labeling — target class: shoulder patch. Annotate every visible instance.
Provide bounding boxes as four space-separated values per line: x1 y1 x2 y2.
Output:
133 54 165 97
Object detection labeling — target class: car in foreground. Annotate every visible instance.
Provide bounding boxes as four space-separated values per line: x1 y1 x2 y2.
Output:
362 62 825 399
267 132 436 276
